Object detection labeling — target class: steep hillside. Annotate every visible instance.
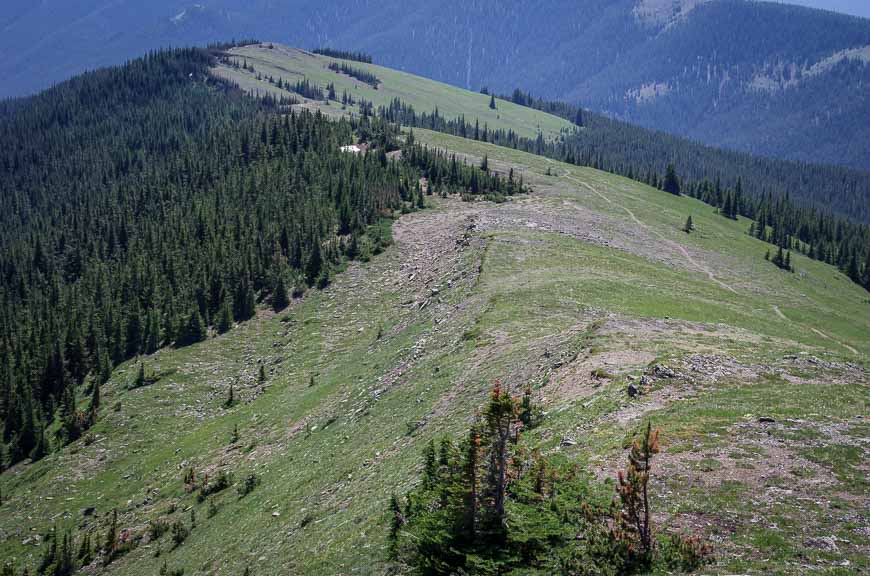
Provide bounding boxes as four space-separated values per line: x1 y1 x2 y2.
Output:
2 1 870 169
1 49 868 576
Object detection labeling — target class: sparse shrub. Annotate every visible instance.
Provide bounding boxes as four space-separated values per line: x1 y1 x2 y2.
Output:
238 472 261 497
183 467 196 491
170 519 189 548
658 533 713 572
148 519 169 541
159 561 185 576
102 509 119 566
207 499 219 518
197 470 233 502
518 384 543 429
591 368 614 379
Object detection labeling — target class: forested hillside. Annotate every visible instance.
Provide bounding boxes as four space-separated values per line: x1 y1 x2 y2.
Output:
1 39 868 576
216 44 870 291
2 0 870 169
0 46 520 471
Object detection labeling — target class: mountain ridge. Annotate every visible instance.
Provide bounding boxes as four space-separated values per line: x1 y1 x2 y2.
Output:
2 1 869 169
0 44 868 576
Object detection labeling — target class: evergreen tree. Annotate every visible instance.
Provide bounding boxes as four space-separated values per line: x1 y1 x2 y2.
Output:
145 311 161 354
305 242 323 287
573 106 584 127
103 509 118 564
662 164 680 195
89 380 100 421
683 215 694 233
616 422 660 565
489 94 497 110
225 384 235 408
178 311 206 347
217 300 234 334
134 363 146 389
273 276 289 311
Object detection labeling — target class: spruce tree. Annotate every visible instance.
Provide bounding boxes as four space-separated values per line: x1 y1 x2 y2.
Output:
489 94 497 110
134 363 146 389
773 246 785 268
103 510 118 565
305 242 323 287
89 380 100 420
662 164 680 195
145 311 161 354
179 311 206 347
574 106 584 127
225 384 235 408
273 276 289 311
683 215 694 233
217 300 234 334
31 421 48 462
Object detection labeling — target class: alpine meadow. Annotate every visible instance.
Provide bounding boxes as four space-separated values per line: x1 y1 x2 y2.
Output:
1 4 869 576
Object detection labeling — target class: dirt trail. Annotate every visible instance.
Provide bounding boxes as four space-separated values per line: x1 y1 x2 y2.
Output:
771 304 788 321
566 175 738 294
811 327 859 355
771 305 858 355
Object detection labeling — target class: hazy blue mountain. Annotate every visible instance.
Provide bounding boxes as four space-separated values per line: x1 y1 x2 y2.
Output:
1 0 869 169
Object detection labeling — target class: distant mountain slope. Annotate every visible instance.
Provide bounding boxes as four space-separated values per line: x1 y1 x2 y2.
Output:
217 43 870 225
1 0 869 169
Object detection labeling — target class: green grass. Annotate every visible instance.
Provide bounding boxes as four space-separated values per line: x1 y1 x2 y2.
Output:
213 44 573 139
1 84 868 576
412 128 870 358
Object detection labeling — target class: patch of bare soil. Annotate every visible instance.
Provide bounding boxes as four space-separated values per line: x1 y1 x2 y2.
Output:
545 348 658 405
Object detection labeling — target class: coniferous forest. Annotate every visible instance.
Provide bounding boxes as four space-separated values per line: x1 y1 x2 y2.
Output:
0 47 519 470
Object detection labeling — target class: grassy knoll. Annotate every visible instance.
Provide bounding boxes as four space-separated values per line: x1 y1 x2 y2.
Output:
212 44 573 139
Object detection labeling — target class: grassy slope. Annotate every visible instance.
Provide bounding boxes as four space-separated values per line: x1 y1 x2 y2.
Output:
1 69 868 576
212 43 573 139
414 130 870 354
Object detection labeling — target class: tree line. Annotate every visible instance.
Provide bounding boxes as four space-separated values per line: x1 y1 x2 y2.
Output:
312 48 373 63
0 48 516 471
372 96 870 291
328 62 380 88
